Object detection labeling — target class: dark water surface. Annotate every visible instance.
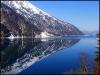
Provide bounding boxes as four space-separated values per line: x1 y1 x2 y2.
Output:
0 36 97 74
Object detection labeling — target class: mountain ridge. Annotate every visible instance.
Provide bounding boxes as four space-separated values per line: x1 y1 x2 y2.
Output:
1 1 83 38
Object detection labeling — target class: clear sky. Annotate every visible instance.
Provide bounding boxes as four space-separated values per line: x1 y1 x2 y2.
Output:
30 1 99 31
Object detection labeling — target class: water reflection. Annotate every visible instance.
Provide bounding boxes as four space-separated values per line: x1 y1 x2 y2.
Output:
0 38 80 74
64 36 99 74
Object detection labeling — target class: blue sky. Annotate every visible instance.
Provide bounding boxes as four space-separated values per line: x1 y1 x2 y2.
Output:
30 1 99 31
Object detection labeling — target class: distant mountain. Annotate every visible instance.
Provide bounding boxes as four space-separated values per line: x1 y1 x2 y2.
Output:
83 30 99 36
1 1 83 38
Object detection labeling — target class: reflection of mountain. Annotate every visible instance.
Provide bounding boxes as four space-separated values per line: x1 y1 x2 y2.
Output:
0 38 80 74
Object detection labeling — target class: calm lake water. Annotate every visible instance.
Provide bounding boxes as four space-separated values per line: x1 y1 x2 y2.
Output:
0 36 97 74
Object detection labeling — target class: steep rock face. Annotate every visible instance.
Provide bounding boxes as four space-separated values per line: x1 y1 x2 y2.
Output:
1 1 83 37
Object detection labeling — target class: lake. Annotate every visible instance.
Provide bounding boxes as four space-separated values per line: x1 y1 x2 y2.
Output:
0 36 98 74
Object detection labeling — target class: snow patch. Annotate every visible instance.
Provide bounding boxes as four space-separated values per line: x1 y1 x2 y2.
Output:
8 34 15 41
35 31 54 38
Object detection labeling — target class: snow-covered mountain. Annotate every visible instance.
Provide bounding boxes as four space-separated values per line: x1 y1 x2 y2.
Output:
1 1 83 38
83 30 99 36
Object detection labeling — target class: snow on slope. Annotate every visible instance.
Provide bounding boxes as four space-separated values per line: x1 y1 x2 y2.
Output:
1 1 67 25
1 1 53 19
1 1 61 38
1 1 83 38
35 31 54 38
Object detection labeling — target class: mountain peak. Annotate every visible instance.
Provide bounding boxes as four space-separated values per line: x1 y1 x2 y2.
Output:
1 1 51 16
1 1 83 38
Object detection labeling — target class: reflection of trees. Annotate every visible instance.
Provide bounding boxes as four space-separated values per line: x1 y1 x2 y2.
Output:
79 53 88 74
65 52 89 74
0 24 10 37
65 52 99 74
93 35 99 74
93 50 99 74
0 38 80 74
65 35 100 74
